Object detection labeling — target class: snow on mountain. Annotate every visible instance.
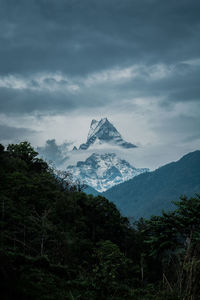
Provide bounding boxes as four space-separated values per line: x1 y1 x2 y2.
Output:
67 152 149 192
78 118 136 150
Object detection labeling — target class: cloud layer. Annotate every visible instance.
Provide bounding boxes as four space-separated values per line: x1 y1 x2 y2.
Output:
0 0 199 168
37 139 70 167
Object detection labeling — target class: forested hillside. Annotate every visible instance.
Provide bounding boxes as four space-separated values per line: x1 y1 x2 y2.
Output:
103 150 200 219
0 142 200 299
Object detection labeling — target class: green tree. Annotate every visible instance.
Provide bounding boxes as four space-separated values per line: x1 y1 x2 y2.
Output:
7 141 38 163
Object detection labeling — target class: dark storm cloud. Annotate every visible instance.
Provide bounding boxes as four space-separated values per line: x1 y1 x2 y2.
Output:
0 0 199 116
118 62 200 104
0 88 76 114
0 0 200 76
0 84 108 115
0 124 37 140
0 60 199 115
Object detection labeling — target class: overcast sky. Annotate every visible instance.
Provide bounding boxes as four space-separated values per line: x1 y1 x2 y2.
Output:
0 0 200 169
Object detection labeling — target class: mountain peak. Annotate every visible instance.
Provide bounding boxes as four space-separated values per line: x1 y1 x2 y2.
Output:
79 117 136 150
67 152 148 192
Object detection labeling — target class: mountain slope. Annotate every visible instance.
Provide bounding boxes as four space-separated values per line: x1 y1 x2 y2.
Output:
84 185 100 196
67 152 148 192
78 118 136 150
103 150 200 219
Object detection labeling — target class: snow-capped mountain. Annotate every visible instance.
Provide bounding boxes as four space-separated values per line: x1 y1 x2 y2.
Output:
77 118 136 150
67 153 149 192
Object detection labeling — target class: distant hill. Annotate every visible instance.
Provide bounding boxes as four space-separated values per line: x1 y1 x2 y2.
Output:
103 150 200 219
84 185 100 196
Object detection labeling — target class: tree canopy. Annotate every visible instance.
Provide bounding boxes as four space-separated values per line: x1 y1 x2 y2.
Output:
0 142 200 299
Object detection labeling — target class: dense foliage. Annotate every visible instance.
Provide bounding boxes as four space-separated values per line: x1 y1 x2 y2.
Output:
0 142 200 299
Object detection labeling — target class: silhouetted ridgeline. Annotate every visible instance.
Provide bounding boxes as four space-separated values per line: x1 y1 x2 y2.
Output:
0 142 200 299
103 150 200 219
